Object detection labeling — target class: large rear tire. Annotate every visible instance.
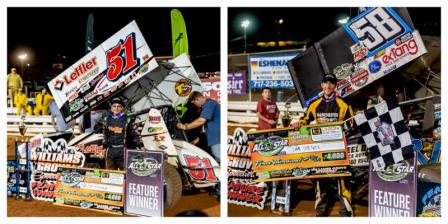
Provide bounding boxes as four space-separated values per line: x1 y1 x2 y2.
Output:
164 164 182 210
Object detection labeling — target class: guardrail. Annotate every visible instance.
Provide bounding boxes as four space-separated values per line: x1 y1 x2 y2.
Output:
7 107 80 135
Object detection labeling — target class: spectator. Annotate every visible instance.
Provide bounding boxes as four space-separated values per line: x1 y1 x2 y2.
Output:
79 110 104 133
177 91 221 163
34 87 54 115
14 89 32 115
256 87 279 130
7 67 23 101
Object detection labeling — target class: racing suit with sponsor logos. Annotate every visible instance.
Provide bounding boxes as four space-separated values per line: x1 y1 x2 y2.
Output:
103 113 139 170
300 94 354 217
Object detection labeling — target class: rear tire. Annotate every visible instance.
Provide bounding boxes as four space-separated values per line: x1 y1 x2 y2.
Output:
164 164 182 210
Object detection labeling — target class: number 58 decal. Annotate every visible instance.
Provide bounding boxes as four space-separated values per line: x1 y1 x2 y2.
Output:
105 33 140 81
344 7 412 56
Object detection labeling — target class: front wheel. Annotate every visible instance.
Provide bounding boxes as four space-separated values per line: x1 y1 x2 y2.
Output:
164 164 182 210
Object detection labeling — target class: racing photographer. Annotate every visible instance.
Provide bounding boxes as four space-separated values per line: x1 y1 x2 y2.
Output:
292 73 354 217
103 97 139 170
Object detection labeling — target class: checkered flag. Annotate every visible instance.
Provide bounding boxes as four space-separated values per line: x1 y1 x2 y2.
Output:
354 99 414 170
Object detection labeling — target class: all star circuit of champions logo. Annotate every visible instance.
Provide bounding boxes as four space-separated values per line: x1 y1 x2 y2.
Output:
128 156 161 177
175 79 193 97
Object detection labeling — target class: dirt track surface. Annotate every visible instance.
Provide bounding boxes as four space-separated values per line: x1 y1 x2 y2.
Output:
228 181 368 217
7 189 220 217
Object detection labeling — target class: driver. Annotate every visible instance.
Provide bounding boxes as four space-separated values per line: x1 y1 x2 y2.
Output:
103 97 138 170
292 73 354 217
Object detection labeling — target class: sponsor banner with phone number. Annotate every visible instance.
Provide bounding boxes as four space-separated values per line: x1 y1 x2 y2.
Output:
249 54 298 89
54 166 125 214
48 20 158 123
248 123 350 182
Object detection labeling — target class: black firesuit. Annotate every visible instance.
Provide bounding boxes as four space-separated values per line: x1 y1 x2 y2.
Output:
103 112 138 170
300 94 354 217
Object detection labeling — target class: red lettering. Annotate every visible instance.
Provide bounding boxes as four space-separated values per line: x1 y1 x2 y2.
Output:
184 155 217 181
382 39 419 64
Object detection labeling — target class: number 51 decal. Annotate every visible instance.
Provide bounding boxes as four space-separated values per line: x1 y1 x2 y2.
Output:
344 7 412 56
105 33 140 81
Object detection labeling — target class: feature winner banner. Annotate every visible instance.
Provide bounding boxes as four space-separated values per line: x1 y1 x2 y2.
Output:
368 157 417 217
54 166 125 214
288 7 427 106
248 122 350 182
125 150 164 217
249 53 298 89
49 20 158 123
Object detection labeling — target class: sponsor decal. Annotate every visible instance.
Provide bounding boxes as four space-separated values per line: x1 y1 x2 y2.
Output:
420 186 441 217
374 160 414 182
351 69 369 87
147 127 163 133
374 119 395 146
184 155 218 181
292 168 310 178
175 79 193 97
228 180 268 210
148 116 161 124
128 157 161 177
369 60 382 73
351 43 368 62
80 201 94 208
60 171 84 187
382 38 419 65
252 136 288 156
70 98 84 112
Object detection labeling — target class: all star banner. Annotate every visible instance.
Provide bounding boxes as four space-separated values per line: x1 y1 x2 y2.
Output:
48 20 158 123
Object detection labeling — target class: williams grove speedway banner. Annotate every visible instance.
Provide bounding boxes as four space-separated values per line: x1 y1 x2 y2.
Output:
20 135 86 202
49 20 158 123
248 122 351 182
228 128 268 210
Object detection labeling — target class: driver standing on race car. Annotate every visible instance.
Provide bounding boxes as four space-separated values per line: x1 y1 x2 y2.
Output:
292 73 354 217
103 97 138 170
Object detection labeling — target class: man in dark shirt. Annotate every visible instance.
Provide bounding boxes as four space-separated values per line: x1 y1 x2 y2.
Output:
177 91 221 163
293 73 354 217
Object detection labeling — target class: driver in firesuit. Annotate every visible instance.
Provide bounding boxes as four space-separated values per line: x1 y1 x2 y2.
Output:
292 73 354 217
103 97 138 170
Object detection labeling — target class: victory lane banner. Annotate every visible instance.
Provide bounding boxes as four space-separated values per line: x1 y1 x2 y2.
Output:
125 150 164 217
49 20 158 123
54 166 125 214
248 122 351 182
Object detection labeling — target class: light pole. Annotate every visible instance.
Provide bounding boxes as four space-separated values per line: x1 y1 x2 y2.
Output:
241 19 250 53
338 16 350 25
18 53 27 76
275 18 284 47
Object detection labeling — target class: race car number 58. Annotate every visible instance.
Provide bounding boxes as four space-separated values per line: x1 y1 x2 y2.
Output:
347 8 407 53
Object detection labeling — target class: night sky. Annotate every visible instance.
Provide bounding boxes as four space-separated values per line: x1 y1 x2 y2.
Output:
7 7 220 74
228 7 441 53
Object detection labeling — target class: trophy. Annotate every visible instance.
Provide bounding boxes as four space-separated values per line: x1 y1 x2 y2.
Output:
19 115 27 136
281 102 292 127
